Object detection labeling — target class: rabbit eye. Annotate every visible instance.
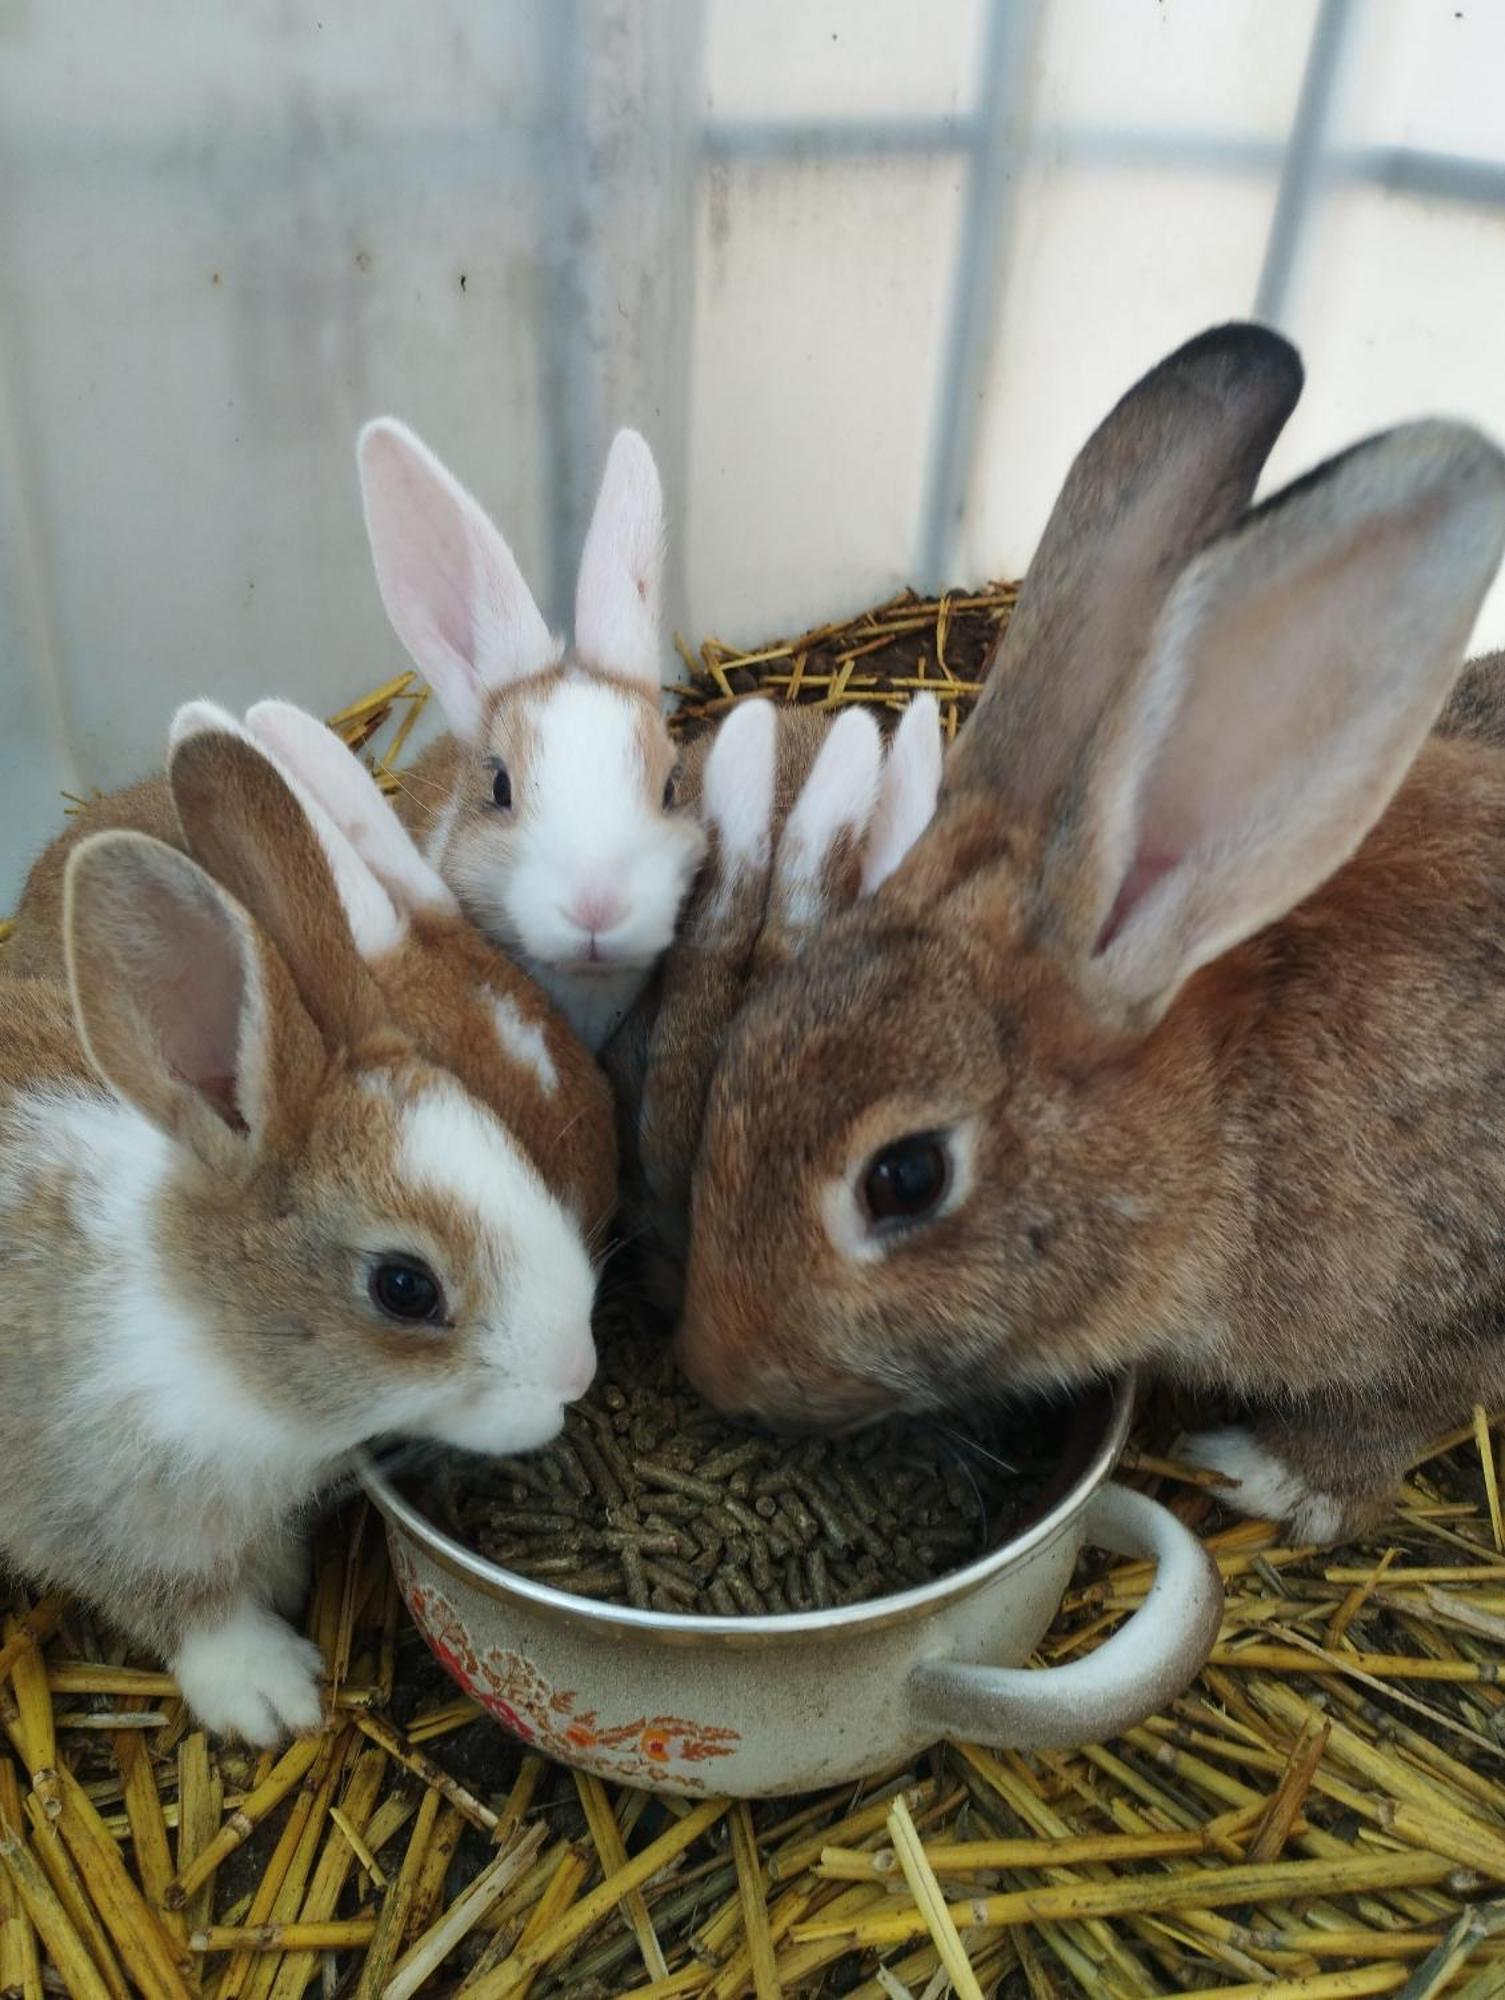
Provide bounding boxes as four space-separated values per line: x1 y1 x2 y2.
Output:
369 1255 446 1326
862 1135 949 1227
490 764 513 811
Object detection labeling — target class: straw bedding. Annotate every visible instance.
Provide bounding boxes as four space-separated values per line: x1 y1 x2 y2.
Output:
3 588 1505 1998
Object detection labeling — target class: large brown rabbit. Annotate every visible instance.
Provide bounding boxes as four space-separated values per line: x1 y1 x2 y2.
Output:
673 323 1505 1546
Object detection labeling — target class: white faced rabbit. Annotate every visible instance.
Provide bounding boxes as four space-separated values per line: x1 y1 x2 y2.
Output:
674 323 1505 1546
605 695 942 1310
358 420 706 1050
0 728 600 1744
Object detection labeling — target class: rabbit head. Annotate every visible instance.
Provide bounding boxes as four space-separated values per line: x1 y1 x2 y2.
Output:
357 419 705 1045
107 723 603 1461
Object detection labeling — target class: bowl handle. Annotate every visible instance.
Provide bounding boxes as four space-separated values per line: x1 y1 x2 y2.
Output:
906 1482 1222 1751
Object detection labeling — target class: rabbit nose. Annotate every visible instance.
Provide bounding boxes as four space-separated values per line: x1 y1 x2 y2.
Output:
566 887 627 936
560 1344 596 1402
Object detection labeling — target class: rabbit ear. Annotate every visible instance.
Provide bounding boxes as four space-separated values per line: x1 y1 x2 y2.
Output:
65 831 325 1175
168 729 392 1048
1061 420 1505 1030
699 697 779 909
636 700 779 1213
168 703 404 965
357 418 560 740
244 700 458 922
761 708 883 959
949 324 1303 812
862 693 944 894
574 429 665 689
168 698 245 754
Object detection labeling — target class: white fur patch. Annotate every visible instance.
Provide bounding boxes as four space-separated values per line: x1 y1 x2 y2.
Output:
173 1599 325 1744
777 708 883 931
821 1179 888 1267
1179 1427 1347 1544
396 1081 597 1451
863 692 943 894
423 789 463 871
703 699 777 882
491 994 559 1095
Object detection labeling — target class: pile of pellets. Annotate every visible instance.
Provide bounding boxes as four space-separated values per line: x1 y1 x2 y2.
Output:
427 1319 1062 1617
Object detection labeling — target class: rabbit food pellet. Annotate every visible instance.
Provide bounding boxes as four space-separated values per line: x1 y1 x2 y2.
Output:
427 1320 1064 1617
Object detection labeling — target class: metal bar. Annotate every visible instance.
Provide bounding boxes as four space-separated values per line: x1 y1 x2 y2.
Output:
916 0 1045 591
534 0 599 633
1254 0 1358 325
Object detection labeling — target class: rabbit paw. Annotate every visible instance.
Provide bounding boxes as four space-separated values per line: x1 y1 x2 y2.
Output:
173 1602 326 1746
1177 1426 1352 1545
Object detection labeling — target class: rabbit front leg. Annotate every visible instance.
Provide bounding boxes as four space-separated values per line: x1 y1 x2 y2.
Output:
163 1550 325 1746
171 1595 326 1746
1179 1398 1432 1547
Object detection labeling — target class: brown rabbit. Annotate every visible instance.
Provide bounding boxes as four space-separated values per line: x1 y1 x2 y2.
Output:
604 696 942 1310
674 323 1505 1546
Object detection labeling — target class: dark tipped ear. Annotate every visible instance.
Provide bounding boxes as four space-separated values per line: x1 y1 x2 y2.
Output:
169 730 391 1050
65 832 325 1172
1053 420 1505 1029
947 323 1304 810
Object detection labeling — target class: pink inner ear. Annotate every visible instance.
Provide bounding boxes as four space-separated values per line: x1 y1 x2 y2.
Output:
1095 851 1178 954
140 878 255 1132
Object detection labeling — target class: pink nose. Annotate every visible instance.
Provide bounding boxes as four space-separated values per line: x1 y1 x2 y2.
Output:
567 889 626 936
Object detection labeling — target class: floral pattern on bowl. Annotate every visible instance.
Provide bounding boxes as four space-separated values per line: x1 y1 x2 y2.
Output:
393 1542 741 1783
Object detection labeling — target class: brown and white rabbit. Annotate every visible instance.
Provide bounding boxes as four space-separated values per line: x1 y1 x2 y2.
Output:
0 730 600 1743
605 695 942 1310
673 323 1505 1547
358 420 706 1051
